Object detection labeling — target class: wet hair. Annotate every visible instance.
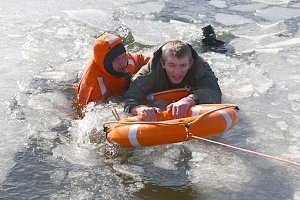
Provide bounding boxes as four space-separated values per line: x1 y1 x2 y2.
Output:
161 40 193 63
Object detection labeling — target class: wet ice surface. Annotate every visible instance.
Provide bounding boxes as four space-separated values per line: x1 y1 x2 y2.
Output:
229 3 268 12
1 0 300 199
256 6 300 21
208 0 227 9
215 13 254 26
64 9 118 31
122 19 204 45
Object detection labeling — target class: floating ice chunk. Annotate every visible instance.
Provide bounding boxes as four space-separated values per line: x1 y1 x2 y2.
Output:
276 120 288 131
253 0 290 5
188 143 255 190
282 143 300 160
8 33 24 38
208 0 227 8
225 181 242 192
230 22 300 53
288 145 300 154
294 191 300 200
267 114 282 119
0 120 29 184
169 19 202 38
153 147 181 170
295 3 300 8
122 19 202 45
57 27 70 36
28 92 69 110
190 152 207 162
121 1 165 15
153 157 177 170
229 3 268 12
288 93 300 102
213 58 273 99
52 144 98 166
206 55 251 98
50 170 67 186
64 9 118 30
113 164 144 178
69 190 93 200
237 84 253 98
72 102 122 146
291 103 300 112
122 20 173 45
231 21 286 41
255 6 300 21
289 120 300 138
259 38 300 49
129 145 190 187
230 37 257 53
34 70 67 81
215 13 253 26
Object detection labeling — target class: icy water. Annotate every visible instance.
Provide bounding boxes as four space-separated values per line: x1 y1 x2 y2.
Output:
0 0 300 199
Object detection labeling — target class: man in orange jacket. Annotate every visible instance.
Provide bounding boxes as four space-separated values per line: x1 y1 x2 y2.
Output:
74 33 150 109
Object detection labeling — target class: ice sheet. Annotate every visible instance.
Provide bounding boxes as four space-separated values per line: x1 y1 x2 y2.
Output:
255 6 300 21
208 0 227 9
215 13 254 26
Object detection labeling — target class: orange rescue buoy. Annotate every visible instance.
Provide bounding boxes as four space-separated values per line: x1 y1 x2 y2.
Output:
104 104 239 147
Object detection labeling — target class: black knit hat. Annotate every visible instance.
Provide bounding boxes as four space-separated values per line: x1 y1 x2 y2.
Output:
104 43 127 77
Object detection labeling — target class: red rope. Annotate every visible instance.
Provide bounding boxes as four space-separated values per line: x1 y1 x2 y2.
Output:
191 135 300 167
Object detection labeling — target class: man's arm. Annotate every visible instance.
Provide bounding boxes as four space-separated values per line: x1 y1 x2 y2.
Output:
123 81 147 113
126 53 151 74
191 60 222 104
123 63 155 113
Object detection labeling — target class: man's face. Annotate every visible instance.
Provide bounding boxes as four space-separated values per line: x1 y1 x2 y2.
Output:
112 53 128 72
161 55 192 85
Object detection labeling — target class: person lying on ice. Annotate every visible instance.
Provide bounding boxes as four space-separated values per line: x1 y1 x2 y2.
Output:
123 40 222 121
75 33 150 110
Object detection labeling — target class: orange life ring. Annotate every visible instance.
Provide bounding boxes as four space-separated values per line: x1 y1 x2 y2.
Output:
105 104 239 147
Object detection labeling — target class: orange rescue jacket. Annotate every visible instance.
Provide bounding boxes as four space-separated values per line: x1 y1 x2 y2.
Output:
75 34 150 109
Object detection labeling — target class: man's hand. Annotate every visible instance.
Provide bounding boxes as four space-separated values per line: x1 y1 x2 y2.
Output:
131 105 161 121
166 96 195 119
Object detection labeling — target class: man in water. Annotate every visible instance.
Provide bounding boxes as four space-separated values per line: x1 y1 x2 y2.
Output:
124 40 221 121
75 33 150 109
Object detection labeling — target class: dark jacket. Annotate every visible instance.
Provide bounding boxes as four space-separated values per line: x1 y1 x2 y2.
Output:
124 43 222 112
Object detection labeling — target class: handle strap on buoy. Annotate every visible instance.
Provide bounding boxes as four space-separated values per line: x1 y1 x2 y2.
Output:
184 123 193 140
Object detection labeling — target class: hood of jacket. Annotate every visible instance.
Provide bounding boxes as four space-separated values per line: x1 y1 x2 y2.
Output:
93 33 127 77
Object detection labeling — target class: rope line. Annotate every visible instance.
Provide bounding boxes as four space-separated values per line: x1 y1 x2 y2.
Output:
103 105 238 128
191 135 300 167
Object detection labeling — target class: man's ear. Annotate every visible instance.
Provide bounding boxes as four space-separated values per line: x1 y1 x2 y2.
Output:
160 58 165 69
189 58 194 69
